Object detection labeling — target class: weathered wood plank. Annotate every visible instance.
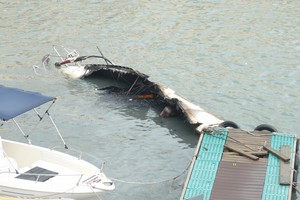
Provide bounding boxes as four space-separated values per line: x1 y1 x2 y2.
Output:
223 151 268 156
224 144 259 160
280 146 291 185
222 155 268 164
263 144 290 162
250 151 268 156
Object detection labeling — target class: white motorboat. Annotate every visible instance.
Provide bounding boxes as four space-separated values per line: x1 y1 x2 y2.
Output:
0 85 115 199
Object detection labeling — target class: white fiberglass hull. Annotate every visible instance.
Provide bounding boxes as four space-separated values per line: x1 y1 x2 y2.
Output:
58 66 92 79
0 139 114 199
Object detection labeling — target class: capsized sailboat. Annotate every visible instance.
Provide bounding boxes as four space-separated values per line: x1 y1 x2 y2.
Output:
0 85 115 199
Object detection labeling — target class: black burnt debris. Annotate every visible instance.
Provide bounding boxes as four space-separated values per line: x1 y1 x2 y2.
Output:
84 64 182 119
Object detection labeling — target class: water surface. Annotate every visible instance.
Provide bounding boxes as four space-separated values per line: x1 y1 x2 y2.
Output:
1 1 300 199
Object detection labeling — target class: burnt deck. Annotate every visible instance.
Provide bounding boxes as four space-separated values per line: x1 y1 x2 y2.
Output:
181 128 297 200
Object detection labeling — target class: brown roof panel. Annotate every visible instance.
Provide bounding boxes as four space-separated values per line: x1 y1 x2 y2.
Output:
210 161 267 200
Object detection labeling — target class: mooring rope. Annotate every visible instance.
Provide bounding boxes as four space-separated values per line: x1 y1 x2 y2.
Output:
293 182 300 194
30 185 78 199
88 184 102 200
110 159 192 185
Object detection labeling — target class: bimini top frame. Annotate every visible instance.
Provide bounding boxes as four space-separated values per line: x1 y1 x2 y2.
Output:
0 85 68 148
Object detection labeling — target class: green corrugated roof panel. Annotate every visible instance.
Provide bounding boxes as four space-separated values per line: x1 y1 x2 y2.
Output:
184 160 219 199
184 131 228 200
262 134 295 200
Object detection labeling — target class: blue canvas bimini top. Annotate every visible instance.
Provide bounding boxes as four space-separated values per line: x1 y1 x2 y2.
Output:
0 85 55 121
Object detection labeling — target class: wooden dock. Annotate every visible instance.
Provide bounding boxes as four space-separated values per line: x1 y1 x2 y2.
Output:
180 128 298 200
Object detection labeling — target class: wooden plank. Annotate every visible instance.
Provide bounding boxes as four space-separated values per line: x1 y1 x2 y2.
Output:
288 139 297 199
224 144 259 160
263 144 290 162
280 146 291 185
222 155 268 164
250 151 268 156
223 151 268 156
